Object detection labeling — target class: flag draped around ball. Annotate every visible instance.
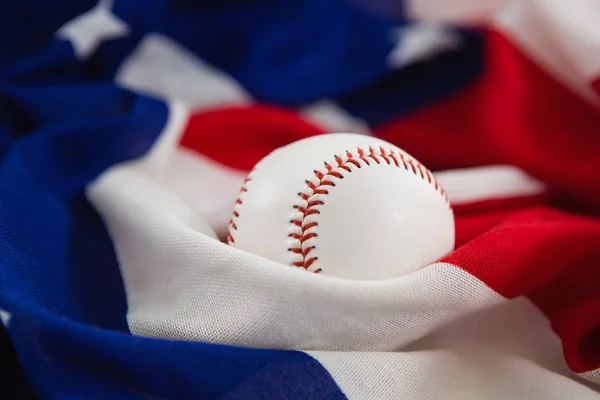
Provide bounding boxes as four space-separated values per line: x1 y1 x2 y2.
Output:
2 0 600 399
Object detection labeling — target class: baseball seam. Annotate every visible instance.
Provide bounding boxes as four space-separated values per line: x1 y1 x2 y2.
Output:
227 175 252 244
287 146 449 274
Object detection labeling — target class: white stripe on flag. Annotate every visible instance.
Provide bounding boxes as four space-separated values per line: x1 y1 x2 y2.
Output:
515 0 600 83
116 33 370 134
134 100 190 178
158 147 248 239
494 0 600 107
406 0 512 25
309 297 597 400
434 165 546 204
580 370 600 390
300 101 372 135
115 33 251 109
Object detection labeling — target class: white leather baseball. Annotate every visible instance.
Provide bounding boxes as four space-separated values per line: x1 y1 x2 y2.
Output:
227 133 455 280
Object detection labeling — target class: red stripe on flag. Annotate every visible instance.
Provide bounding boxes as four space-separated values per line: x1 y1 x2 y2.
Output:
453 193 552 248
531 268 600 373
445 207 600 373
592 77 600 98
452 193 551 216
375 29 600 209
179 105 326 171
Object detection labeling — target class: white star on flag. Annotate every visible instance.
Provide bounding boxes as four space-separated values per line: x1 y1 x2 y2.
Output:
388 22 462 68
56 0 129 59
0 308 12 328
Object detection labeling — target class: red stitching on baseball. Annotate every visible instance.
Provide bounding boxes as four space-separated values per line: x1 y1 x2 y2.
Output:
287 147 449 274
227 176 253 244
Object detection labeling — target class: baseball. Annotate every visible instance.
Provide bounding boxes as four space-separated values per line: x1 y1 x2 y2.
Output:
227 133 455 280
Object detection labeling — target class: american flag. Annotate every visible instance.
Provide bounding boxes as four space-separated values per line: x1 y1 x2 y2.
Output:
2 0 600 398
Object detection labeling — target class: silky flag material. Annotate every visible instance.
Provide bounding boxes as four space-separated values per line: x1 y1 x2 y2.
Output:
2 0 600 399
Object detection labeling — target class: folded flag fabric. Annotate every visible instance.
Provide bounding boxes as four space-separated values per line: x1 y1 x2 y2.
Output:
2 0 600 399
